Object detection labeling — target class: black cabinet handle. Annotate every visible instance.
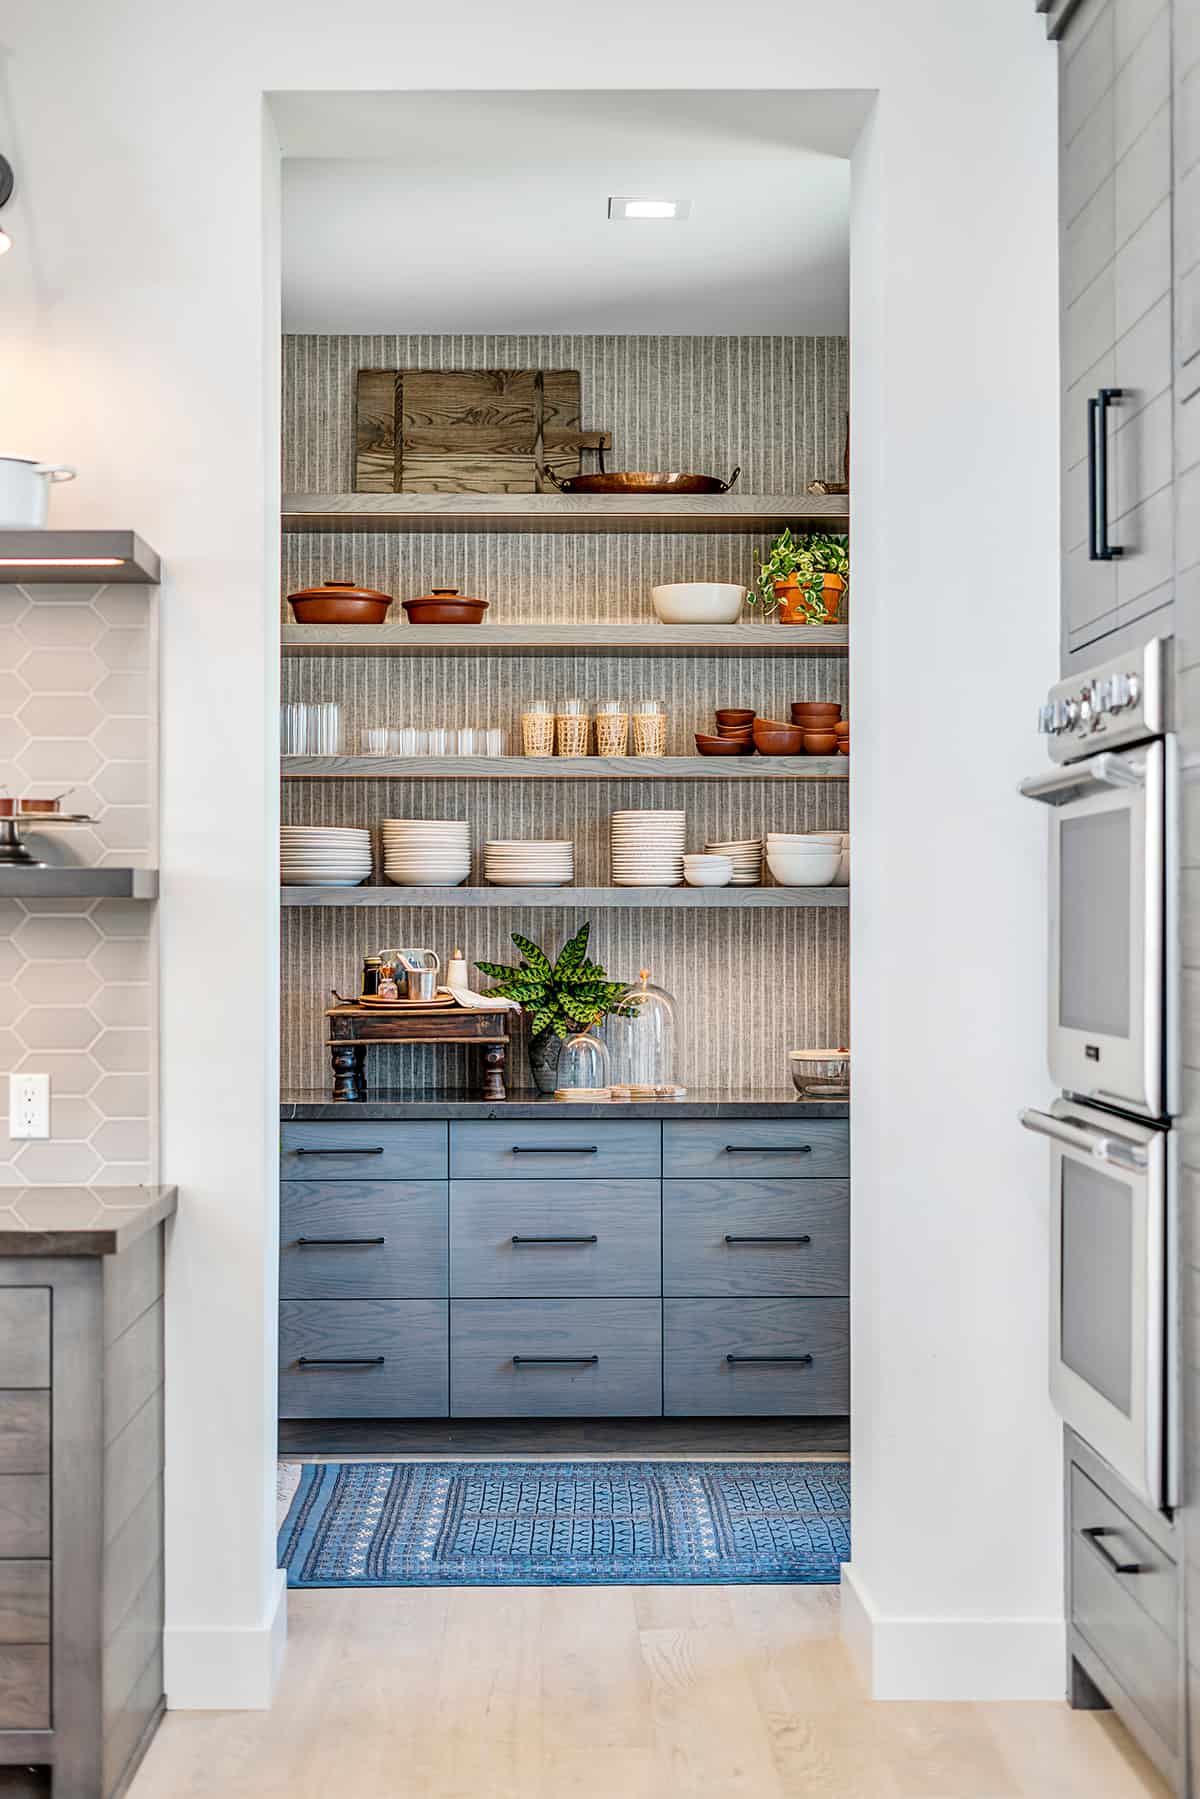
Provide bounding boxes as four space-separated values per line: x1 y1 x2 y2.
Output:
297 1356 386 1367
512 1355 599 1366
724 1234 812 1245
1081 1525 1143 1575
725 1144 812 1154
1088 387 1124 561
296 1236 386 1247
726 1353 814 1365
511 1145 598 1154
294 1146 384 1157
511 1234 598 1245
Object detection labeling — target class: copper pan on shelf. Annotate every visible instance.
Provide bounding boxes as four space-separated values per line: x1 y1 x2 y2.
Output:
543 465 741 496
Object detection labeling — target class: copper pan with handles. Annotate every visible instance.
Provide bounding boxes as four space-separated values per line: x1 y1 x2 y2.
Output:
543 463 742 496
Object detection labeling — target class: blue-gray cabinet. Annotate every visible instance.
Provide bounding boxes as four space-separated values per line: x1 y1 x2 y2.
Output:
278 1115 849 1420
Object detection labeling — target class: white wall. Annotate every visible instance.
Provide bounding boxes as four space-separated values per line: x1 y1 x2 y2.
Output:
0 0 1059 1705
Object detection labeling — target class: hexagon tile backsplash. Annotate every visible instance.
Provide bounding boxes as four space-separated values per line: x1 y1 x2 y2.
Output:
0 584 156 1185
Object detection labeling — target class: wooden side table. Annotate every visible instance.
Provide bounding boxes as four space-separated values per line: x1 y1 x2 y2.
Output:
324 1003 512 1101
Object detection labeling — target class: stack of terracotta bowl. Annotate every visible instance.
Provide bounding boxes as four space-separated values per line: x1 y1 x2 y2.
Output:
696 707 756 756
751 717 804 755
791 700 844 756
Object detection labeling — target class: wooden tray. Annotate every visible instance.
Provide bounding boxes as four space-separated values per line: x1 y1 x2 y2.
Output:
358 992 458 1009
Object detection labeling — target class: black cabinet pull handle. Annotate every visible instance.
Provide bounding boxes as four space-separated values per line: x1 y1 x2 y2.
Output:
297 1356 386 1367
1081 1526 1143 1575
511 1145 598 1154
726 1353 814 1365
296 1236 386 1247
724 1234 812 1245
725 1144 812 1154
1088 387 1124 561
294 1146 385 1157
512 1355 599 1366
511 1234 598 1245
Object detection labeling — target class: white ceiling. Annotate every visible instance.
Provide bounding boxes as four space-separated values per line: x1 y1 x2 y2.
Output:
273 91 872 335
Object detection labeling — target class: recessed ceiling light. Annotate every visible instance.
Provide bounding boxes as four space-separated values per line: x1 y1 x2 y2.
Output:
608 196 691 221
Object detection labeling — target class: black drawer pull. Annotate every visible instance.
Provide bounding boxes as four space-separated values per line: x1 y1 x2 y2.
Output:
724 1234 812 1245
297 1355 386 1367
1081 1526 1143 1575
296 1236 386 1247
512 1355 599 1366
726 1353 814 1365
511 1144 598 1154
724 1144 812 1154
512 1234 598 1245
294 1146 385 1157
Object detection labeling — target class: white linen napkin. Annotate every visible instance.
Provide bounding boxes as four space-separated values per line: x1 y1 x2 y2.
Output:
441 982 520 1012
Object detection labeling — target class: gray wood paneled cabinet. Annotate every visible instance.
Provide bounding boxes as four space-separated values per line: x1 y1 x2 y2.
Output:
278 1117 850 1421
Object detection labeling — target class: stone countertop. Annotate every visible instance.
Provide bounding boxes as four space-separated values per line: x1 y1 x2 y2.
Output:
280 1088 849 1121
0 1185 178 1256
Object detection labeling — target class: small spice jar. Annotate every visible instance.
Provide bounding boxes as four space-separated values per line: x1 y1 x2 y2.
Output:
521 699 555 758
555 698 590 758
361 955 382 999
632 698 668 757
593 700 629 757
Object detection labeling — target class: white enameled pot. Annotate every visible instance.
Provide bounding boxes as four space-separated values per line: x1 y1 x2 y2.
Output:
0 457 77 528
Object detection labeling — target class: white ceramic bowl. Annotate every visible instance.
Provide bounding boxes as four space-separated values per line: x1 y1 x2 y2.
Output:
766 847 841 885
651 582 748 625
684 865 735 887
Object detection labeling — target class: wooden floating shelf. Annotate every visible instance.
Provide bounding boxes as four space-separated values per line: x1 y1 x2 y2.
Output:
282 621 848 658
0 867 159 899
282 755 848 782
281 885 847 909
0 530 161 585
282 492 849 537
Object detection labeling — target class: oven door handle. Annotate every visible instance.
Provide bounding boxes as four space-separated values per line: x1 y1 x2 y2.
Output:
1019 753 1145 807
1019 1108 1148 1172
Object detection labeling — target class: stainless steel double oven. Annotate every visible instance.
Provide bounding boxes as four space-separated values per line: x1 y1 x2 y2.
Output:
1021 636 1177 1509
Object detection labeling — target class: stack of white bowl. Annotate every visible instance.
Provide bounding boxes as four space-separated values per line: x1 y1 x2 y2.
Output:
381 818 471 886
610 810 686 886
704 837 762 884
280 825 374 887
765 832 841 887
484 840 574 886
682 853 733 888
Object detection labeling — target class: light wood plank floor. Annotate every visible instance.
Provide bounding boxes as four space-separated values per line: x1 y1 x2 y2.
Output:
130 1584 1170 1799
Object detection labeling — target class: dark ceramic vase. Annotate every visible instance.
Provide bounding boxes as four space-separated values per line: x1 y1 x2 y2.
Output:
528 1027 562 1095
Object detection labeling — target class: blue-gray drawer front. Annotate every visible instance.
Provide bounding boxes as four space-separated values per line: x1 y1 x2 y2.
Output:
281 1121 447 1181
663 1298 849 1415
280 1182 448 1299
450 1181 660 1297
279 1299 448 1418
450 1299 662 1416
662 1120 848 1180
663 1180 849 1296
449 1119 660 1179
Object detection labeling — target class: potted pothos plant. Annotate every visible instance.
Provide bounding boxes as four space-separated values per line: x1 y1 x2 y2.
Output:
750 528 849 625
475 922 628 1094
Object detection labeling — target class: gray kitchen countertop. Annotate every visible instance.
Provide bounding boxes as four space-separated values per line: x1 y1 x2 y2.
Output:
0 1185 178 1256
280 1088 849 1121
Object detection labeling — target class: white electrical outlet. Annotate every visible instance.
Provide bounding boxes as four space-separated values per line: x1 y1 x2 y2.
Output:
9 1074 49 1140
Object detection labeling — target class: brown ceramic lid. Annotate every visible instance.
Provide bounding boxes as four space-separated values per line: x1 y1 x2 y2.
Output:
287 579 392 603
409 587 489 607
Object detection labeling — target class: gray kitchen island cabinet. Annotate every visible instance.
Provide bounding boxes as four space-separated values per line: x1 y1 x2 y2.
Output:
278 1103 849 1422
0 1186 176 1799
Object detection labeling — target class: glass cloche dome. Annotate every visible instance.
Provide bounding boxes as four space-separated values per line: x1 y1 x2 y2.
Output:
555 1028 612 1095
612 968 680 1092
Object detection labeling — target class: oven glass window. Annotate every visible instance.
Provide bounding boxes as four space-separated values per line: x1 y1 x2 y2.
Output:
1061 1157 1133 1416
1060 810 1131 1039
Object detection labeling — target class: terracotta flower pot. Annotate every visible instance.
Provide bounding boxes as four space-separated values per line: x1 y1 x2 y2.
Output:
774 572 846 625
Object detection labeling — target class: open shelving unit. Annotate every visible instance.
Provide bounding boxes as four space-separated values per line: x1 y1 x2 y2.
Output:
282 754 847 782
282 621 848 658
281 884 846 909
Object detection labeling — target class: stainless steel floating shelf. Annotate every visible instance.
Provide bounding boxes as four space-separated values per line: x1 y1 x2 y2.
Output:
0 867 159 899
281 492 849 537
280 884 847 909
281 755 848 781
282 621 848 658
0 530 161 585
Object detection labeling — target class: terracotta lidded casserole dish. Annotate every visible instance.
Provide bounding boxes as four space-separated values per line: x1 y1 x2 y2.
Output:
288 580 393 625
402 587 490 626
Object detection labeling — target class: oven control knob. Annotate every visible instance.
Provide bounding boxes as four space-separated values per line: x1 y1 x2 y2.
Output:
1125 673 1141 710
1077 687 1095 728
1037 703 1057 734
1061 696 1080 730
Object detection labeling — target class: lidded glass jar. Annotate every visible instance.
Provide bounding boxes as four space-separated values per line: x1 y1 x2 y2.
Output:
556 1028 612 1094
612 968 678 1090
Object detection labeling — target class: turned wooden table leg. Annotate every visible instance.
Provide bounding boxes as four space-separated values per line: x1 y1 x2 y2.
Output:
331 1042 367 1102
482 1040 508 1101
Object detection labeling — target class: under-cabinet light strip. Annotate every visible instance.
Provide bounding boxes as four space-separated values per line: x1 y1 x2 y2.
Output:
0 557 126 567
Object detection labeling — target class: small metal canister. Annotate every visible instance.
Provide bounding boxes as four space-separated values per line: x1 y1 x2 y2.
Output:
361 955 382 999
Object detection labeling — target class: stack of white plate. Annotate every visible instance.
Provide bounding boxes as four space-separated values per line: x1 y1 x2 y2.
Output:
484 840 574 886
381 818 471 886
610 810 687 887
704 837 762 884
280 825 373 887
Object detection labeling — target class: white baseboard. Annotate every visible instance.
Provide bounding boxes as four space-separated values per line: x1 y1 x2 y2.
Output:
165 1567 288 1709
840 1562 1065 1701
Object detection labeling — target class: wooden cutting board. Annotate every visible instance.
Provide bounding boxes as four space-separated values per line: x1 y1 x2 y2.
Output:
354 368 609 494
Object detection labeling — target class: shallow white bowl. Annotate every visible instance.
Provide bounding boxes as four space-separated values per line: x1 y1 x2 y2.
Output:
651 582 748 625
766 848 841 885
684 866 734 886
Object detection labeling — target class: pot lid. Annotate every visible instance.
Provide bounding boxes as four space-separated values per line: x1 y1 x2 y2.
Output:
407 588 489 607
287 580 392 602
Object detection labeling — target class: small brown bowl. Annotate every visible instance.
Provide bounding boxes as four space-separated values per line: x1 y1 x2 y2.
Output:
834 719 850 735
837 740 849 755
753 720 805 756
695 732 752 756
716 723 754 737
791 702 842 722
803 731 839 755
715 708 755 725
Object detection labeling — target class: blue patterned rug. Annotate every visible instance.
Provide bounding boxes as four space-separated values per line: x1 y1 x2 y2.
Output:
278 1460 850 1588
